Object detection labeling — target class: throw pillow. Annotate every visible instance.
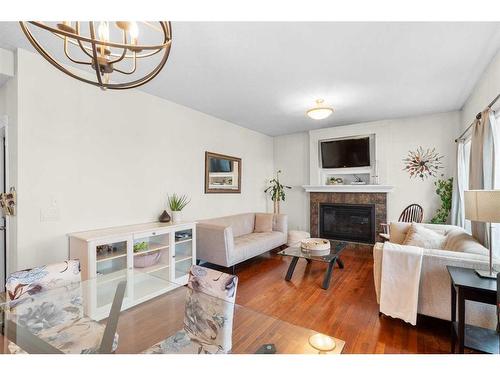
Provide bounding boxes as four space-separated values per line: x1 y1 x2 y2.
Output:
444 228 489 256
402 223 447 249
254 213 273 233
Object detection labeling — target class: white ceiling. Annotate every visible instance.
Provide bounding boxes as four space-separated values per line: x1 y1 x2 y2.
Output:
1 22 499 136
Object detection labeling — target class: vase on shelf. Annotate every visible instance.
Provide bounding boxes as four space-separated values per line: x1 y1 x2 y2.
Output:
172 211 182 223
159 210 171 223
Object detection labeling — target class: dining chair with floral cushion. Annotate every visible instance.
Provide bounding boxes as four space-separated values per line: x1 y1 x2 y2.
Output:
144 265 238 354
4 260 120 354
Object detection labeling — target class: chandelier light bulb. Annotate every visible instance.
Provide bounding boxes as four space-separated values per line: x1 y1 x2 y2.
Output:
129 22 139 42
98 21 110 42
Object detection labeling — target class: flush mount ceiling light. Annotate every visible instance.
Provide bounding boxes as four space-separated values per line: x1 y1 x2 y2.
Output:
306 99 334 120
19 21 172 90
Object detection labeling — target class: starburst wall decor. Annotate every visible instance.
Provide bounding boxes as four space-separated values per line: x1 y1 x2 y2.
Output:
403 146 443 180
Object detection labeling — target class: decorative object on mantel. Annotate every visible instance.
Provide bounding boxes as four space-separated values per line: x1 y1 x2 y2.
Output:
19 21 172 90
306 99 334 120
302 185 394 193
403 146 443 180
205 152 242 194
0 187 16 216
167 193 190 223
327 177 344 185
350 175 366 185
430 176 453 224
159 210 171 223
264 170 291 214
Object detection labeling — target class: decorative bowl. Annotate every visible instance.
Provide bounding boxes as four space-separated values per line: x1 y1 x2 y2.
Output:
301 238 331 255
134 251 161 268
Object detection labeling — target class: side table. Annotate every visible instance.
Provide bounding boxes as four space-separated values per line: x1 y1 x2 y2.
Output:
447 266 499 354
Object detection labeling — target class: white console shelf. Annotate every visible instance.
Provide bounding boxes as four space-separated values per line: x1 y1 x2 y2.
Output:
68 221 196 284
68 221 196 320
303 184 394 193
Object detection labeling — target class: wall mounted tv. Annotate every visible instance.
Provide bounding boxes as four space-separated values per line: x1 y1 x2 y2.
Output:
320 137 371 168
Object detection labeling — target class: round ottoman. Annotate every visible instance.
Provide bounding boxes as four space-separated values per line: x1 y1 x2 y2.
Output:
287 230 311 247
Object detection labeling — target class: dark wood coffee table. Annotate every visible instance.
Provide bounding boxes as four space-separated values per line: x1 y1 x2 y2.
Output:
278 241 347 289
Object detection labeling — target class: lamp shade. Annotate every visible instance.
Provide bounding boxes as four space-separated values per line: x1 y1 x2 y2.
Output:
464 190 500 223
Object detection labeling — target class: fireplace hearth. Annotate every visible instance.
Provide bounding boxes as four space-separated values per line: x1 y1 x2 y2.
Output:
309 192 387 244
320 203 375 244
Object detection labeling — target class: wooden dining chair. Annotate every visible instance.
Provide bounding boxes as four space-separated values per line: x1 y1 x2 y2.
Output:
397 204 424 223
144 265 239 354
380 204 424 241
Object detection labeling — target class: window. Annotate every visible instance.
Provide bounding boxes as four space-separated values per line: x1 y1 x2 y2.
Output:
463 138 472 233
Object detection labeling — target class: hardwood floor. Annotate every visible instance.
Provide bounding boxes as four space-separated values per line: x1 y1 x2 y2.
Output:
0 244 457 354
227 244 453 354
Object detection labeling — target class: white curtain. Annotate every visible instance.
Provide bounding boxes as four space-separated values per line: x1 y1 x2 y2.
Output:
493 111 500 259
468 109 497 247
451 140 467 227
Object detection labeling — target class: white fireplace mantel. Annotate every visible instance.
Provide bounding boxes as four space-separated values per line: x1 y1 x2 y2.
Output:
302 184 394 193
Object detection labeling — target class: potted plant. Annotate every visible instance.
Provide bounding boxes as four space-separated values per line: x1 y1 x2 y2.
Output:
168 193 190 223
264 170 291 214
430 176 453 224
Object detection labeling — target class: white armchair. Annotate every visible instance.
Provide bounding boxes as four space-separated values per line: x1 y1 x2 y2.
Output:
373 222 498 329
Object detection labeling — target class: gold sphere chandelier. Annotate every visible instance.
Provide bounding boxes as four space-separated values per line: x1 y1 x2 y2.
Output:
19 21 172 90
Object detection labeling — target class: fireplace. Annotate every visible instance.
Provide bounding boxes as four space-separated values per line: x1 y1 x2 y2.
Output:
319 203 376 244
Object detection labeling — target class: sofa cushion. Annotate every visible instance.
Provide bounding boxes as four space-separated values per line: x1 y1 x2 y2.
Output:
234 232 286 260
389 222 412 244
254 213 273 233
389 222 450 245
199 213 255 237
402 223 447 249
444 228 489 256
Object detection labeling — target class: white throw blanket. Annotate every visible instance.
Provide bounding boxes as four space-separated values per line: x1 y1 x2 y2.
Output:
380 242 423 325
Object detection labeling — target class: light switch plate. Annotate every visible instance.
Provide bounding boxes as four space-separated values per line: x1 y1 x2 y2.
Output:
40 199 60 222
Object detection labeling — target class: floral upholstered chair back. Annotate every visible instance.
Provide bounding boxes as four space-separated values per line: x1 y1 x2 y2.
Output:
185 265 238 353
4 260 120 354
187 265 238 303
143 266 238 354
6 260 81 302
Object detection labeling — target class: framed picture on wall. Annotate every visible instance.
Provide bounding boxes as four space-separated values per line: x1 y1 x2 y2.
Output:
205 152 241 193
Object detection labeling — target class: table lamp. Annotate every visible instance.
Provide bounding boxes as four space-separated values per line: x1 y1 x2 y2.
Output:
464 190 500 278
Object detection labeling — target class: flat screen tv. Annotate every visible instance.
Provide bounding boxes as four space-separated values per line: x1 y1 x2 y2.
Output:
209 158 233 173
320 137 370 168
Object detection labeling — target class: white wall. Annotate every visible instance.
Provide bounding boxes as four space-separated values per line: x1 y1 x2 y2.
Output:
273 132 309 231
461 50 500 131
274 112 461 230
12 49 274 270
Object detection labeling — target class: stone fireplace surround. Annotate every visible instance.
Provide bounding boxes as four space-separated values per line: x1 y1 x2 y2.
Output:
309 192 387 243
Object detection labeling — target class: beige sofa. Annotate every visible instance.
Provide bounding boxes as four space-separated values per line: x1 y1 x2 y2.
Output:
196 213 288 268
373 222 497 329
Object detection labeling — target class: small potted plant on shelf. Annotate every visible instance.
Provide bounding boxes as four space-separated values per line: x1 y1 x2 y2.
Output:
133 241 161 268
168 193 191 223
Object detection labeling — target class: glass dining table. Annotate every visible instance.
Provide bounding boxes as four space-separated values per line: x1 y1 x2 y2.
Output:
0 269 345 354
